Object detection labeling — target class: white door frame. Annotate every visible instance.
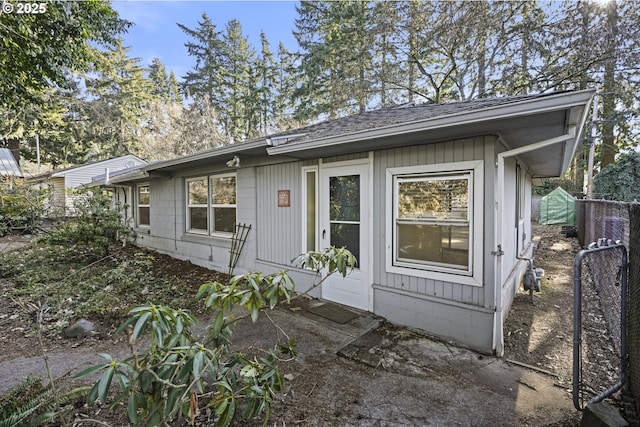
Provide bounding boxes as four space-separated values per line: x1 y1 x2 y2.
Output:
319 155 373 311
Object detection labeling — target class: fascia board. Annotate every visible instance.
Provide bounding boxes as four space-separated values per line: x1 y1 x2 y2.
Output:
267 90 595 156
560 96 595 174
142 139 268 172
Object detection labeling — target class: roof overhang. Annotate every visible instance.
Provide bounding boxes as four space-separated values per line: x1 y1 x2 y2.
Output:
267 90 594 177
141 139 270 174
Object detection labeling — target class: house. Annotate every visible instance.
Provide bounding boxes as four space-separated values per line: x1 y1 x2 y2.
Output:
27 155 146 216
0 148 23 180
95 90 594 355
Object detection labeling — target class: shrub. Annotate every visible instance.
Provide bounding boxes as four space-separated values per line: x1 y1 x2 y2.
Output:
0 179 48 236
43 189 133 256
593 151 640 201
77 247 357 426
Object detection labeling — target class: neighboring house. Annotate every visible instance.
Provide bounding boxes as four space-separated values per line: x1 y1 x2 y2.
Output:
95 90 593 355
0 148 23 180
27 155 146 216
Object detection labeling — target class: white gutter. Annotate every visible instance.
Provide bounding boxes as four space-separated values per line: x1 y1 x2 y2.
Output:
492 131 575 356
267 90 594 156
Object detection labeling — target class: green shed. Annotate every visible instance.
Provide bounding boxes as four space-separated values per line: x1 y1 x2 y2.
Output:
539 187 575 225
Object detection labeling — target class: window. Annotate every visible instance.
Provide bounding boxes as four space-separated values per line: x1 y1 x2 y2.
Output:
136 184 150 227
186 173 236 235
386 161 483 286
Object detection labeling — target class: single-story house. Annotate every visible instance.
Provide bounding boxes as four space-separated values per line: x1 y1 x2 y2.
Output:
0 148 23 180
27 155 146 216
95 90 593 355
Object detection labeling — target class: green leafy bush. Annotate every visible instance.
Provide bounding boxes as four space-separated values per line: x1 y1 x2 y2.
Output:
77 246 357 426
43 189 133 256
593 151 640 201
0 180 48 236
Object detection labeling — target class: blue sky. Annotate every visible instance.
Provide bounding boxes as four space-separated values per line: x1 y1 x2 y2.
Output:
111 1 299 81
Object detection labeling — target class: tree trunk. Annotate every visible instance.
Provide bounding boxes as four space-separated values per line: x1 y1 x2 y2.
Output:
600 0 618 169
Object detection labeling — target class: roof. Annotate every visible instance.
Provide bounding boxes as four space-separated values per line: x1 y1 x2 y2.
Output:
96 90 594 184
27 154 146 182
0 148 23 178
268 93 551 145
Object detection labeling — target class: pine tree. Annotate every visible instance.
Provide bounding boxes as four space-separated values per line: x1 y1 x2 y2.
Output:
179 14 225 109
221 19 258 142
255 32 278 135
148 58 170 101
84 39 154 157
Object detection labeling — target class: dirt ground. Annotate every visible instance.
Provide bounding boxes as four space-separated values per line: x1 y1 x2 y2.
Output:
0 224 621 426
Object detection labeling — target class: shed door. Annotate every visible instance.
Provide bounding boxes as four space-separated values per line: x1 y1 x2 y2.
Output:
320 163 370 311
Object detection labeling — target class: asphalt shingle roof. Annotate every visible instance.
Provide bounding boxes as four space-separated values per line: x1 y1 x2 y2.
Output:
271 93 557 145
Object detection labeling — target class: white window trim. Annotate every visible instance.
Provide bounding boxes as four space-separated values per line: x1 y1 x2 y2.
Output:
385 160 484 287
301 166 318 254
210 173 237 236
186 176 209 235
136 182 150 228
185 173 237 237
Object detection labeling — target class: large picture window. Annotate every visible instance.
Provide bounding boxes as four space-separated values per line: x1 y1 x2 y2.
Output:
136 184 150 227
186 173 236 235
395 173 470 270
386 161 483 286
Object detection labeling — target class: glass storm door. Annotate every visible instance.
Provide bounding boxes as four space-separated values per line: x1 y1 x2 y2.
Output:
320 163 370 311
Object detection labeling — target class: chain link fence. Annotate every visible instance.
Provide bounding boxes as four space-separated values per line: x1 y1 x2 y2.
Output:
575 199 639 417
575 199 630 249
628 204 640 419
573 241 627 410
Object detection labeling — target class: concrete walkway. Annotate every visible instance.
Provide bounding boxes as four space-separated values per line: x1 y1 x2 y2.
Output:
0 298 578 426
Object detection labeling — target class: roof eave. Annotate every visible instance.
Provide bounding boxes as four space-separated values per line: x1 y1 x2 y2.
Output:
267 90 595 156
559 95 595 176
143 139 269 172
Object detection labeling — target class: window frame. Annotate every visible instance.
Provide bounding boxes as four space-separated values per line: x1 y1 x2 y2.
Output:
385 161 484 287
185 173 237 237
136 182 151 228
210 173 237 234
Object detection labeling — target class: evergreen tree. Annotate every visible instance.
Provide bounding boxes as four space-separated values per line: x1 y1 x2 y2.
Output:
84 39 154 157
179 14 226 109
274 43 300 130
148 58 170 100
221 19 258 142
256 32 278 135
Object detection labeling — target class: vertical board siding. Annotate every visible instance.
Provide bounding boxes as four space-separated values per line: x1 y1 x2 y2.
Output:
256 162 302 265
237 167 258 265
374 136 495 308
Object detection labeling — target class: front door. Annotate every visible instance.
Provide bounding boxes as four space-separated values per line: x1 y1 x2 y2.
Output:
320 162 370 311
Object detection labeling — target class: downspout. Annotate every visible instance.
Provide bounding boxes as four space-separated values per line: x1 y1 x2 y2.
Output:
493 130 575 356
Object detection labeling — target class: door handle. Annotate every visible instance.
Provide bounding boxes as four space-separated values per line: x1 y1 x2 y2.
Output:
322 229 326 239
